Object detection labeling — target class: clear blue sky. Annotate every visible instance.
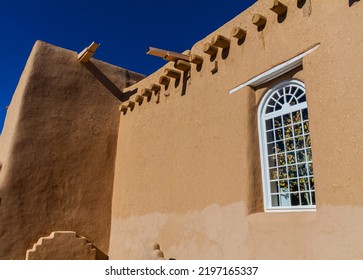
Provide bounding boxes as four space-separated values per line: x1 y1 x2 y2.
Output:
0 0 256 132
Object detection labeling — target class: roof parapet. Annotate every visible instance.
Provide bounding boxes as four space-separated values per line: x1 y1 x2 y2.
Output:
120 0 329 115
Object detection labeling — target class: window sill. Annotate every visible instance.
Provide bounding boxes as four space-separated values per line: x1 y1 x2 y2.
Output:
264 207 316 213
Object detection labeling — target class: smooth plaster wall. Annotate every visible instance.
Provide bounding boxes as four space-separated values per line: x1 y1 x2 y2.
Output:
0 41 144 259
110 0 363 259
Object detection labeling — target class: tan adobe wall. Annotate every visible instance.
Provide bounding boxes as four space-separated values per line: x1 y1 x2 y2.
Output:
0 41 144 259
110 0 363 259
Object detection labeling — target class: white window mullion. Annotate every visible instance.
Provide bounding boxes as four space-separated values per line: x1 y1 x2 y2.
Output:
258 80 316 211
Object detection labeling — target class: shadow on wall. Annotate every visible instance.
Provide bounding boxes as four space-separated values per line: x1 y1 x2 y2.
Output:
297 0 307 9
84 61 125 101
278 12 287 24
122 88 139 103
95 246 109 260
181 71 190 97
349 0 360 7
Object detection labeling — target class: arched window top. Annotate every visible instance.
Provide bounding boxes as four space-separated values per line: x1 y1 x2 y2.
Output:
258 80 315 211
263 80 306 115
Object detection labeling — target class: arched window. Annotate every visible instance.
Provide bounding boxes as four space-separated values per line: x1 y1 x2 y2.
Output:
258 80 315 211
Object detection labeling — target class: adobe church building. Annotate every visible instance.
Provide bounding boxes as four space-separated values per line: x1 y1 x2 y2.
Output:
1 0 363 260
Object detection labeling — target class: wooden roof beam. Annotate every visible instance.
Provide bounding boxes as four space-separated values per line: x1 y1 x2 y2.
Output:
147 47 190 62
78 42 100 63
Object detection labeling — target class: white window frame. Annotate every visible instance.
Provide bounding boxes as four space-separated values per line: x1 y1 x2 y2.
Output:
258 80 316 212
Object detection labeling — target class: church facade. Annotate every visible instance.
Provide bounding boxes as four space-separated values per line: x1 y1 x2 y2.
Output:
1 0 363 259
